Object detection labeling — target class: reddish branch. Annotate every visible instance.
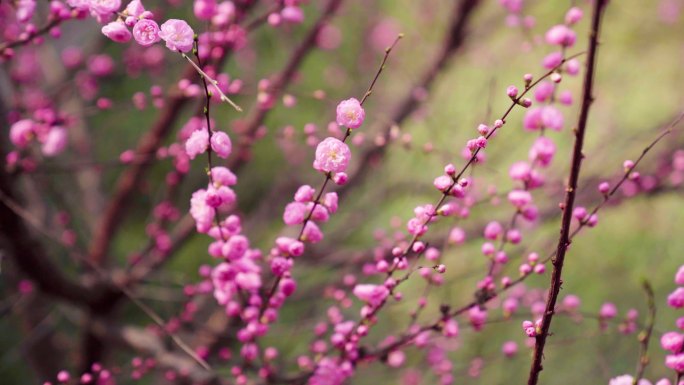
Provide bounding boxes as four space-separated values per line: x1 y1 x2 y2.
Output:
527 1 608 384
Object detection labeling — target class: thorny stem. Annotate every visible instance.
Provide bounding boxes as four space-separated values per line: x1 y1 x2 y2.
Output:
526 1 608 383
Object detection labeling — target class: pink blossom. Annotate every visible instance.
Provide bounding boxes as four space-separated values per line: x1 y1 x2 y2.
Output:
309 358 346 385
545 24 576 47
88 0 122 18
675 265 684 285
661 332 684 353
9 119 35 148
314 137 351 173
301 221 323 243
600 302 618 318
210 131 232 158
353 284 389 307
125 0 145 17
529 136 556 167
132 19 161 46
210 166 237 186
16 0 36 22
542 51 563 69
194 0 217 20
484 221 503 240
336 98 365 129
502 341 518 357
668 287 684 308
665 353 684 372
190 189 214 233
509 161 531 181
185 129 209 159
283 202 308 225
41 127 67 156
565 7 583 24
159 19 195 53
443 318 459 337
508 190 532 208
102 21 132 43
281 6 304 23
541 106 564 131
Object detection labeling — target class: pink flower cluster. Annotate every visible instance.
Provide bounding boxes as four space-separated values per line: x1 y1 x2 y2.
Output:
97 1 195 53
662 265 684 376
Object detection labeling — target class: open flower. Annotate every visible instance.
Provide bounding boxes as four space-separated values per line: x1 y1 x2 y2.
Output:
314 137 351 173
159 19 195 53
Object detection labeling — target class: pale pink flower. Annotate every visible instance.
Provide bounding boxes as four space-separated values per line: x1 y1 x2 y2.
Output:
210 131 232 158
102 21 132 43
159 19 195 53
545 24 576 47
190 189 214 233
353 284 389 307
185 129 209 159
41 127 67 156
9 119 35 148
314 137 351 173
133 19 160 46
336 98 365 129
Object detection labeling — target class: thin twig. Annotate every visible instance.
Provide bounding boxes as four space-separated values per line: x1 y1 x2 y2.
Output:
634 280 656 384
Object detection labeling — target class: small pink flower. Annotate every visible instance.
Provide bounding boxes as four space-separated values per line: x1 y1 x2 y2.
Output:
353 284 389 307
194 0 217 20
443 318 459 337
668 287 684 309
125 0 145 17
9 119 35 148
665 353 684 373
133 19 161 46
283 202 308 225
102 21 132 43
336 98 365 129
210 131 232 158
502 341 518 357
314 137 351 173
508 190 532 208
281 6 304 23
661 332 684 353
484 221 502 240
675 265 684 285
529 136 556 167
16 0 37 23
545 24 576 47
190 189 214 233
159 19 195 53
88 0 122 18
185 129 209 159
41 127 67 156
565 7 583 25
210 166 237 186
301 221 323 243
600 302 618 318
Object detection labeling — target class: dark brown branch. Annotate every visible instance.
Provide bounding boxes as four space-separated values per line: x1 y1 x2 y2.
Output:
527 1 608 383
